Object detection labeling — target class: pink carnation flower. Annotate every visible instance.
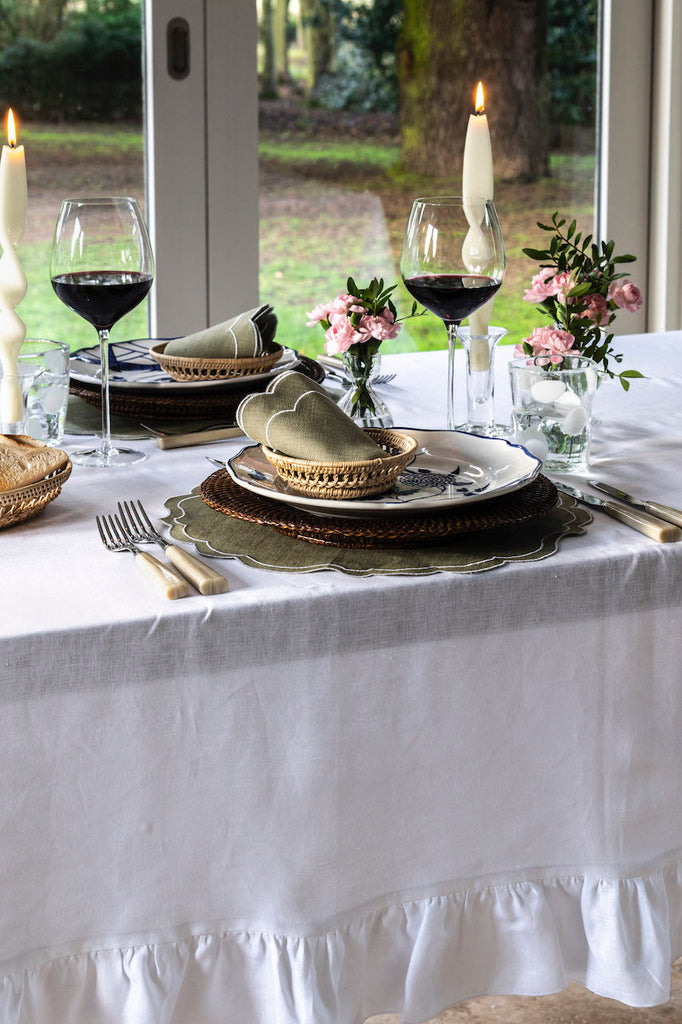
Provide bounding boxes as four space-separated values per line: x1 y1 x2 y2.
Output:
324 311 364 355
305 302 332 327
520 325 581 364
523 267 575 305
523 267 556 303
360 310 401 342
580 292 610 326
608 280 643 313
550 271 575 304
328 293 363 316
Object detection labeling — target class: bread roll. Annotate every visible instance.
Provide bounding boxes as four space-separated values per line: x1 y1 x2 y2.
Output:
0 435 69 491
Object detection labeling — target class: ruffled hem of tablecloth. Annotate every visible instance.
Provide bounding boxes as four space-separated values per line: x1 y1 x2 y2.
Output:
2 859 681 1024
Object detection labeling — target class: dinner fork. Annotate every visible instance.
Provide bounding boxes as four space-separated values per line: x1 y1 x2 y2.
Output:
96 513 192 599
317 354 396 387
117 500 229 595
322 367 397 387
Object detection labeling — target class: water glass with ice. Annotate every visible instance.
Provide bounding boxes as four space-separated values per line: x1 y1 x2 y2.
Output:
508 355 598 472
18 339 70 446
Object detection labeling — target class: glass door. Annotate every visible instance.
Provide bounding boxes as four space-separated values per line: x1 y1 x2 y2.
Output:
0 1 148 350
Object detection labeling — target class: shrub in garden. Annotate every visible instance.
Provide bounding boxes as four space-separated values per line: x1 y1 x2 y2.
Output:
0 9 142 121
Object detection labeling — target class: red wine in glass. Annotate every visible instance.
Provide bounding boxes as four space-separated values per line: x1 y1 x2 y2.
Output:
51 271 153 331
50 198 155 467
400 197 505 430
403 273 502 324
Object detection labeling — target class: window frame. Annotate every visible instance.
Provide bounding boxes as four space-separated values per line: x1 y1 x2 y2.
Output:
144 0 258 336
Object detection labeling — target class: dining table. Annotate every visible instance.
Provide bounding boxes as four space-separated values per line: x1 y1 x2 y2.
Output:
1 331 681 1024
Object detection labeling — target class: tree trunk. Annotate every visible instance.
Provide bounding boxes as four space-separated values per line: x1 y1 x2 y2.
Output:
398 0 548 181
260 0 278 98
273 0 290 83
299 0 335 94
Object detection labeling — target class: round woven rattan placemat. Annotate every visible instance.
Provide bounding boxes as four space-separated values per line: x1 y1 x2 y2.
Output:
199 469 558 549
69 355 324 421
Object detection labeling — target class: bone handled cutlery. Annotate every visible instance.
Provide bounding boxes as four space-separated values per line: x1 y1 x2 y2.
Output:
118 500 229 595
96 514 192 599
586 480 682 529
156 426 244 450
554 482 682 543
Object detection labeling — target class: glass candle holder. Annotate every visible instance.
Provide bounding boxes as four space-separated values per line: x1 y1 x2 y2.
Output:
508 354 598 472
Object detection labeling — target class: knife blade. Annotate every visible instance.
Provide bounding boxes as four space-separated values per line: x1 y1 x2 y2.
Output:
554 481 682 543
586 479 682 528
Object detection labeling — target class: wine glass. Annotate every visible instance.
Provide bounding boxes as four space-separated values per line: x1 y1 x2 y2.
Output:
50 196 154 467
400 196 505 430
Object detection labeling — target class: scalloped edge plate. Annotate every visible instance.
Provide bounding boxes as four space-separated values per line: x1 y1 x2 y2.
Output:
226 428 542 518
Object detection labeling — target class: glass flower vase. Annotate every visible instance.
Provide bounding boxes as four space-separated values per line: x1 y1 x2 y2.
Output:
337 343 393 428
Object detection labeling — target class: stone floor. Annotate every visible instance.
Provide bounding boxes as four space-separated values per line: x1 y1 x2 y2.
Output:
367 959 682 1023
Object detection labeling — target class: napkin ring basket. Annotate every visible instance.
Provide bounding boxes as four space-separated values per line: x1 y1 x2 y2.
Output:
149 341 284 381
262 428 417 500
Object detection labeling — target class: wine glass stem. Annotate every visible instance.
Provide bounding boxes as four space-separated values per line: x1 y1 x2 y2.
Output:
98 328 112 458
446 321 460 431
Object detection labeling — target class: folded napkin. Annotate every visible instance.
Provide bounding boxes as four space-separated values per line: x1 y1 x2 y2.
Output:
236 370 384 462
164 304 278 359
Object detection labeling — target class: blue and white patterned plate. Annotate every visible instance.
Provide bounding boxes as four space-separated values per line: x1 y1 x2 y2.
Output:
226 428 542 518
70 339 299 392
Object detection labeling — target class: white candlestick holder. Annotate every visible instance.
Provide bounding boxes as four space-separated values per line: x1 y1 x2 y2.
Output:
456 325 510 436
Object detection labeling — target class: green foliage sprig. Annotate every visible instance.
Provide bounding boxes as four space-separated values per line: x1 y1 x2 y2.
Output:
521 212 644 389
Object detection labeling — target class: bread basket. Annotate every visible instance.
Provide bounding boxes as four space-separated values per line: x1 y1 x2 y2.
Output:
262 428 417 500
149 341 283 381
0 460 72 529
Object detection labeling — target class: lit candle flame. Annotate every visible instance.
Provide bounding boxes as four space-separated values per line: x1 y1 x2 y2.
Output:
7 109 17 148
474 82 485 115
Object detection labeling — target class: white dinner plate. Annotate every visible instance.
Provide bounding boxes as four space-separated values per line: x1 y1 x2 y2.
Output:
226 429 542 518
69 339 299 392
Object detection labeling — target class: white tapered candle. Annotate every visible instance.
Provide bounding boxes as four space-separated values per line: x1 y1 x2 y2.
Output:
462 82 495 345
0 108 28 426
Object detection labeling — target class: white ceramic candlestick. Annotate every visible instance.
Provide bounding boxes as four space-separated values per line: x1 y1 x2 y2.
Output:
0 111 27 429
462 82 495 349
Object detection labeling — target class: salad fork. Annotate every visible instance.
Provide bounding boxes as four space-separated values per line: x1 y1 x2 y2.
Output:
96 513 191 599
117 500 229 594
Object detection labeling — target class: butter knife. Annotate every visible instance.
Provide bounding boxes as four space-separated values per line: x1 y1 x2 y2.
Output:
554 481 682 543
586 480 682 528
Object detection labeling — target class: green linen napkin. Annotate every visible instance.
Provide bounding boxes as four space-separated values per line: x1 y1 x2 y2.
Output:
164 304 278 358
236 370 384 462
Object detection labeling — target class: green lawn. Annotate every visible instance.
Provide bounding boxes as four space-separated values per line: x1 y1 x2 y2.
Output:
14 122 595 358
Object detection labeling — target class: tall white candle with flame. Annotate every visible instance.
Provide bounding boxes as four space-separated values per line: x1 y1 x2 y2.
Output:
462 82 495 351
0 108 28 427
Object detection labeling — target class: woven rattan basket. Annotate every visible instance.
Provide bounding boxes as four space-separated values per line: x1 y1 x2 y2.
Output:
0 460 72 530
149 341 284 381
262 428 417 500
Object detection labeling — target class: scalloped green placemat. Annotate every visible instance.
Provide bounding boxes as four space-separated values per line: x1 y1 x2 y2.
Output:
162 488 591 576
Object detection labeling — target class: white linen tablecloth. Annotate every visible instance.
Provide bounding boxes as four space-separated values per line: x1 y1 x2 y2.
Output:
1 333 681 1024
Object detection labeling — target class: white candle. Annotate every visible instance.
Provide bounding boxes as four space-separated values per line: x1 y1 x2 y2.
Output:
462 82 495 346
0 108 28 427
462 81 493 203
